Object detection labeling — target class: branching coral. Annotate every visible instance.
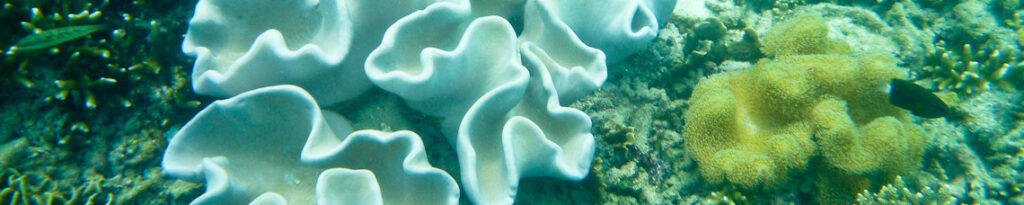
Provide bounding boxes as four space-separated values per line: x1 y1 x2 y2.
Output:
0 168 121 205
0 1 202 161
0 168 67 205
1 1 205 204
3 0 194 112
1 61 35 88
917 40 1023 95
856 176 957 205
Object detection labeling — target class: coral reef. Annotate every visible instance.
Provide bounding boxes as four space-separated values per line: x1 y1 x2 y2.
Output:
932 0 1003 45
0 0 205 204
1 0 1023 204
856 176 957 205
576 0 1024 204
566 10 711 203
1 168 73 205
3 0 200 112
882 0 939 68
917 40 1023 94
581 76 692 204
917 0 1024 96
0 166 181 205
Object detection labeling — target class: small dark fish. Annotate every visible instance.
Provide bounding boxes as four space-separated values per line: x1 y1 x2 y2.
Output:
889 78 951 119
12 24 105 51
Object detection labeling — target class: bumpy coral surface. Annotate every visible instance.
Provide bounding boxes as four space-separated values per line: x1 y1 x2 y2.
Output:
683 52 926 188
761 16 849 57
682 16 927 188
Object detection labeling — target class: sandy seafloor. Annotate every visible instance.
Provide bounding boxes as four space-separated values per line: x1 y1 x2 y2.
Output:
1 0 1023 204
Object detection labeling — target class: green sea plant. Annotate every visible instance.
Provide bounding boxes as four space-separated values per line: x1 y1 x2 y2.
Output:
917 40 1023 95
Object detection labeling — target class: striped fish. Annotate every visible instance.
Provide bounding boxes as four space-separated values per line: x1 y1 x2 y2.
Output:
12 24 105 51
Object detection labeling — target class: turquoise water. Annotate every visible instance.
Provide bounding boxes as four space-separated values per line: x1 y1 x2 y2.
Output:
1 0 1022 204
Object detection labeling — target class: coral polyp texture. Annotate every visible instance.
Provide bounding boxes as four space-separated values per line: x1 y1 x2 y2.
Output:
760 16 848 57
167 0 676 204
682 16 927 188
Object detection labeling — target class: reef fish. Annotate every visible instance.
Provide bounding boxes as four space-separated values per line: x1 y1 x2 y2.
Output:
888 78 951 119
12 24 105 51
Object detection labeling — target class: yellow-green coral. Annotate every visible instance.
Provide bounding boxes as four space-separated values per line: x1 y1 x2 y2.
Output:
683 16 928 188
812 98 926 174
761 16 849 57
683 52 926 188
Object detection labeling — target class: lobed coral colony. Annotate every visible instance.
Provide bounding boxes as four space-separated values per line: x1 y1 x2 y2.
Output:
683 15 927 198
161 0 674 204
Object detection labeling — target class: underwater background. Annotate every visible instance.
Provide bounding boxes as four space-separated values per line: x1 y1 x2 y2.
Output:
1 0 1023 204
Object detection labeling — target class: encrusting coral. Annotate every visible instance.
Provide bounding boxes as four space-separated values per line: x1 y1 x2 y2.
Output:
682 16 927 188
